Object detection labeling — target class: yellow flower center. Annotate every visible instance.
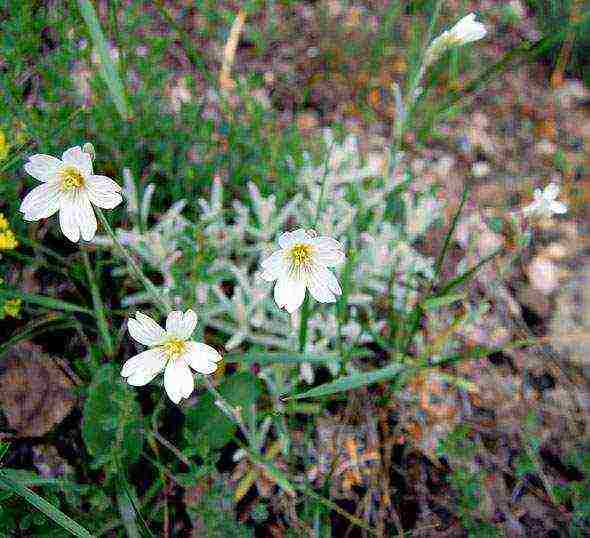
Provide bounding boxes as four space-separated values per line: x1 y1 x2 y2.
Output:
289 243 313 269
59 166 85 191
163 338 186 360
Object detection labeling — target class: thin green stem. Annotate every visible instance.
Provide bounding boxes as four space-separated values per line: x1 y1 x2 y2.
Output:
203 376 250 442
95 207 171 315
298 142 335 353
434 182 470 279
82 250 115 357
388 0 443 180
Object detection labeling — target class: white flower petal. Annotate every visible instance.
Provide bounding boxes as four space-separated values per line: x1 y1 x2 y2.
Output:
86 175 123 209
543 183 560 200
311 238 345 266
58 195 81 243
260 252 289 281
20 182 63 221
310 236 343 251
549 201 568 214
183 341 222 375
61 146 92 176
77 193 97 241
261 250 285 270
58 192 96 242
164 359 194 404
450 13 486 43
307 268 336 303
274 276 306 313
128 311 167 346
121 348 166 386
24 154 62 182
322 266 342 296
165 309 198 340
278 228 310 248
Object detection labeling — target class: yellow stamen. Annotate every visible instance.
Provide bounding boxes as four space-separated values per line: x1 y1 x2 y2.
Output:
59 166 85 191
289 243 314 272
163 338 186 360
290 243 313 264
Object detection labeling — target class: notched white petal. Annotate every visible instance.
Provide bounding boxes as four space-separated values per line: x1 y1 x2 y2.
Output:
166 309 198 340
184 341 222 375
164 360 194 404
122 349 166 386
307 269 336 303
61 146 92 176
24 154 62 182
128 311 167 346
20 183 63 221
274 276 306 313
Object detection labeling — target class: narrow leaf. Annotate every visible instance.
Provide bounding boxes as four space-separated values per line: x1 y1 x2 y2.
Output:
287 362 407 401
423 293 465 310
0 289 93 315
437 249 501 297
225 351 340 365
244 448 296 496
0 443 9 465
0 470 92 537
77 0 131 119
0 316 78 359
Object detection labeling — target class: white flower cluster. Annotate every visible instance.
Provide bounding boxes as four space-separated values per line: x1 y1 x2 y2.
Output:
17 126 568 403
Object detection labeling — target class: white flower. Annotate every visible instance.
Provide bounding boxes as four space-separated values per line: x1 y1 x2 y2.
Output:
19 145 123 243
425 13 487 66
121 309 222 404
523 183 568 217
260 229 345 314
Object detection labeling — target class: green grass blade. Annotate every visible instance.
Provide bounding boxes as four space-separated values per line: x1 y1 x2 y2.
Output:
437 248 502 297
0 289 93 315
434 182 470 279
286 362 407 401
0 315 78 359
77 0 131 120
244 447 296 496
225 351 340 365
82 251 114 357
114 456 154 538
423 293 465 310
0 470 93 537
0 443 9 465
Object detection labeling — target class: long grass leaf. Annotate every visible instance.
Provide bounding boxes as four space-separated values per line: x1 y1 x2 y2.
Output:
225 351 340 365
437 248 502 297
0 315 78 358
286 362 407 400
82 251 114 357
434 182 470 278
77 0 130 120
0 289 93 315
0 470 92 537
0 443 9 465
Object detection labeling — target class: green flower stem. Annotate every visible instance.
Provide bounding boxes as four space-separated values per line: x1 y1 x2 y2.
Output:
298 141 334 353
82 249 115 357
203 376 251 442
95 207 172 315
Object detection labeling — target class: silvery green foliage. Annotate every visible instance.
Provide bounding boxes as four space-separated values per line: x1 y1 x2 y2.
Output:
95 131 444 361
